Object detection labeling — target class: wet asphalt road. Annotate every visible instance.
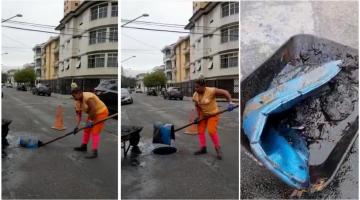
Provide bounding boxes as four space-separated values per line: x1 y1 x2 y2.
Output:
2 87 118 199
121 93 239 199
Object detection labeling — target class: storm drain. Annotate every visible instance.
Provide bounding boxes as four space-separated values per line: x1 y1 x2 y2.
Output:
152 146 177 155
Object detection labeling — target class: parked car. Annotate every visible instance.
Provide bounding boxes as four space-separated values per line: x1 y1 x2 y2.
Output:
5 83 13 88
2 83 5 87
164 87 183 100
146 89 157 96
94 79 118 115
135 88 143 93
121 88 133 105
16 85 27 91
32 83 51 96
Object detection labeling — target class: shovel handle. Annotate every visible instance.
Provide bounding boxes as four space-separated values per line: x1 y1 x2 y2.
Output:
40 113 118 147
174 105 238 132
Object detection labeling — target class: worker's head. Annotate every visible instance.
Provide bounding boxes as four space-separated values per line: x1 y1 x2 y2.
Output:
195 79 206 94
71 87 83 100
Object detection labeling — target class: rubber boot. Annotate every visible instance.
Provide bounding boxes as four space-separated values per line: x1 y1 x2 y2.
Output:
74 144 87 152
194 147 207 155
215 147 222 160
85 149 98 159
131 146 142 155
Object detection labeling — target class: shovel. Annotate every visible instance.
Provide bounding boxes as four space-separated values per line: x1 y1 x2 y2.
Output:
20 113 118 149
153 105 239 145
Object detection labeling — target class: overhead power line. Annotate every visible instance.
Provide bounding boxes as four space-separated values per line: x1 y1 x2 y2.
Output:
2 33 33 48
122 26 239 37
5 19 238 36
2 25 118 40
4 20 117 33
122 33 161 50
121 19 224 29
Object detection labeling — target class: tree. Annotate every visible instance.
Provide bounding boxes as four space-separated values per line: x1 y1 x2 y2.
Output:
14 68 36 84
143 71 166 88
121 75 136 88
2 73 8 83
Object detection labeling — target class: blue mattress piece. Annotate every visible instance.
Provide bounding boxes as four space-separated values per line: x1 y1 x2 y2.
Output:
242 60 342 189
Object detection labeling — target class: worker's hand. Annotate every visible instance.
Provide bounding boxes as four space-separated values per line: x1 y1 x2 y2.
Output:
86 121 94 128
73 127 79 135
227 102 236 112
193 117 200 124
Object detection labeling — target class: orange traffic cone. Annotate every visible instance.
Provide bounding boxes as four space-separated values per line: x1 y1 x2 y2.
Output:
184 109 198 135
51 105 66 131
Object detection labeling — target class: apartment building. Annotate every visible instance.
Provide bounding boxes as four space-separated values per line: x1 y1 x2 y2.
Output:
161 45 174 83
172 36 190 82
185 1 239 97
55 0 118 94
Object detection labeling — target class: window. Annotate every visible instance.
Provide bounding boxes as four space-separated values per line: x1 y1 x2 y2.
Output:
221 2 239 17
111 3 118 17
109 27 118 42
220 53 238 68
208 61 213 69
98 4 107 18
89 29 106 44
75 3 78 6
76 58 81 69
88 54 105 68
230 2 239 15
90 4 108 20
221 3 229 17
89 31 96 44
221 28 228 43
107 53 118 67
97 29 106 43
196 61 201 71
229 26 238 41
66 60 70 70
221 25 238 43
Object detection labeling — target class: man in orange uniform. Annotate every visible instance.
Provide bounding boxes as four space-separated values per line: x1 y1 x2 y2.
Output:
192 79 235 160
71 87 109 159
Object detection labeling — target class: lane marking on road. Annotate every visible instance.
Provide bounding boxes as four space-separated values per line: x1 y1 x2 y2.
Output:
33 120 40 125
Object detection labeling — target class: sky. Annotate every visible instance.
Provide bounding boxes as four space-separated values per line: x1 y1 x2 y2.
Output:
1 0 193 75
1 0 63 71
121 0 192 76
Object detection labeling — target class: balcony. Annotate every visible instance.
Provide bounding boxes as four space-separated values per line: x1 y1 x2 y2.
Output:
163 54 171 62
34 54 41 59
164 65 172 73
54 46 59 53
183 46 190 54
170 52 176 60
184 61 190 69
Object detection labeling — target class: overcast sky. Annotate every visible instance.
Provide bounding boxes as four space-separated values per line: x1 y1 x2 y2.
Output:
1 0 193 75
121 0 192 76
2 0 63 71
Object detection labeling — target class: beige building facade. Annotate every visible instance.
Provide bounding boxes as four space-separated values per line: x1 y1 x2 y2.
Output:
42 36 60 80
172 36 190 82
64 0 81 16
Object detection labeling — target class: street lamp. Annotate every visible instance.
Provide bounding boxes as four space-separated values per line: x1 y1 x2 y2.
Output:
121 55 136 63
121 13 149 27
2 14 23 22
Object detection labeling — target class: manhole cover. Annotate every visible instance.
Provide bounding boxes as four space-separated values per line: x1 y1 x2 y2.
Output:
152 146 177 155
